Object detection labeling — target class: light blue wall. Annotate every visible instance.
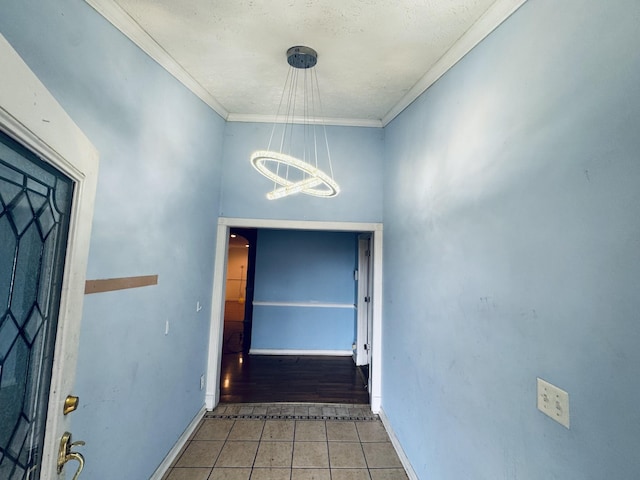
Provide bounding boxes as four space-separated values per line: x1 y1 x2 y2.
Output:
220 121 384 222
5 0 639 478
251 229 357 351
251 306 355 351
382 0 640 478
0 1 225 479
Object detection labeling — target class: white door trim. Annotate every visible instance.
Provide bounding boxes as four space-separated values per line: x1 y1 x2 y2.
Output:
355 234 372 366
0 34 99 478
205 217 383 413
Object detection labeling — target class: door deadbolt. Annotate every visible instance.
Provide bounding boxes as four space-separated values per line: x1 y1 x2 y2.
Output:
63 395 79 415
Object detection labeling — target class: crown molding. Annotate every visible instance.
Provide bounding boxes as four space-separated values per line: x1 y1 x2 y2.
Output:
85 0 527 128
382 0 528 126
226 113 382 128
84 0 229 119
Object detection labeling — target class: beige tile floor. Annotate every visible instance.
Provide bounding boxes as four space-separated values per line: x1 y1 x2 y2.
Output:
163 403 409 480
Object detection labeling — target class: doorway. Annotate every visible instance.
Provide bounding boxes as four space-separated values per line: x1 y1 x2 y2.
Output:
220 228 257 402
221 229 254 356
206 218 383 412
218 226 370 404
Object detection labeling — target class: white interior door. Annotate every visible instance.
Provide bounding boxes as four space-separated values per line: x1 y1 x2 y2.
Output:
355 234 373 367
0 34 98 479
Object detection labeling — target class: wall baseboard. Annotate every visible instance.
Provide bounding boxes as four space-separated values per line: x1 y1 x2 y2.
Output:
205 392 216 411
379 408 419 480
149 405 206 480
249 349 352 356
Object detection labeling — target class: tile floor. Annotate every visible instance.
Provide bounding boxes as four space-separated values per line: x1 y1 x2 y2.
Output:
163 403 409 480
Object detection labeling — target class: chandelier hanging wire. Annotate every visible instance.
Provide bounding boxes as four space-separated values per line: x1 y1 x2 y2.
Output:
250 46 340 200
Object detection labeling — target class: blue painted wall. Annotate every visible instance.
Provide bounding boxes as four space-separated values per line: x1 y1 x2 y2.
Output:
382 0 640 478
0 1 225 478
251 229 357 351
4 0 640 478
220 121 384 222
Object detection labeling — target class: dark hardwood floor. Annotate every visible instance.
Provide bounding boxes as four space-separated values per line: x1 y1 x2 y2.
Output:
220 320 369 404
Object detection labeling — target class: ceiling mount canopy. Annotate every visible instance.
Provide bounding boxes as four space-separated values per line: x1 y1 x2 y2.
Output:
286 45 318 69
250 45 340 200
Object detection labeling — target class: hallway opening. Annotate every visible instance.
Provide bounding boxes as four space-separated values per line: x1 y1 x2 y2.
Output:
208 218 383 412
220 227 369 404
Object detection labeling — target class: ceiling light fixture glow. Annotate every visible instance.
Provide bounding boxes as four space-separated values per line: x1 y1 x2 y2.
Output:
250 46 339 200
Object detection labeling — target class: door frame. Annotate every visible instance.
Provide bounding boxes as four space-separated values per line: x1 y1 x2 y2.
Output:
355 233 373 367
0 34 98 477
205 217 383 412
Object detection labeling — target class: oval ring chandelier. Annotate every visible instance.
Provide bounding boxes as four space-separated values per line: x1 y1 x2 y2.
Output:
250 46 340 200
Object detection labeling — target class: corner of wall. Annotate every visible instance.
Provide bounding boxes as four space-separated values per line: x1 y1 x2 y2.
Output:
378 408 419 480
149 405 207 480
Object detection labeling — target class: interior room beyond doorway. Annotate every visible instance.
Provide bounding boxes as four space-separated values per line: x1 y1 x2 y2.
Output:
219 226 371 405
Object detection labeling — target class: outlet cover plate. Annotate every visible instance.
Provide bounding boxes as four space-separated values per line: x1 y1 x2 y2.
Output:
537 377 570 428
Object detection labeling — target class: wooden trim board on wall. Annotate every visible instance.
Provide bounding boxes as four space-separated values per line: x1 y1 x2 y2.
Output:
85 275 158 294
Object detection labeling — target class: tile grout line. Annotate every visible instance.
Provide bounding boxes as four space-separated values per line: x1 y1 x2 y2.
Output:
356 422 373 477
215 420 229 476
207 419 222 478
324 421 329 480
248 418 263 478
215 418 234 476
289 418 296 480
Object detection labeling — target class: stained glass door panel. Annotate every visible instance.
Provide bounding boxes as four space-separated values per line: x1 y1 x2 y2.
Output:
0 130 73 480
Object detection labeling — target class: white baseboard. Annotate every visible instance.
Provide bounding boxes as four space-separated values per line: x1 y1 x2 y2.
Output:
205 391 216 411
149 405 207 480
370 394 382 415
379 408 419 480
249 349 353 356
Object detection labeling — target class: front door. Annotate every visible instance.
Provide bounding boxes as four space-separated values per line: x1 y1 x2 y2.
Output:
1 32 99 478
0 131 74 479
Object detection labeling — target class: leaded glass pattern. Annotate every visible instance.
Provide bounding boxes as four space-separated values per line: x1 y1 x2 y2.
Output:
0 131 73 480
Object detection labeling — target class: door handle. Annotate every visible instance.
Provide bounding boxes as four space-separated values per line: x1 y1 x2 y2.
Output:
57 431 85 480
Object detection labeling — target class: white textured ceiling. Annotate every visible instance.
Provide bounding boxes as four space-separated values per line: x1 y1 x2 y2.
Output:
87 0 526 126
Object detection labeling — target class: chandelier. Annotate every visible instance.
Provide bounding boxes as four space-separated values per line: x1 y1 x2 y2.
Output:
250 46 340 200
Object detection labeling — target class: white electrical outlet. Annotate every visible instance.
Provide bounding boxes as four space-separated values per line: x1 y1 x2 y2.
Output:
200 374 205 391
537 377 570 428
165 320 169 335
